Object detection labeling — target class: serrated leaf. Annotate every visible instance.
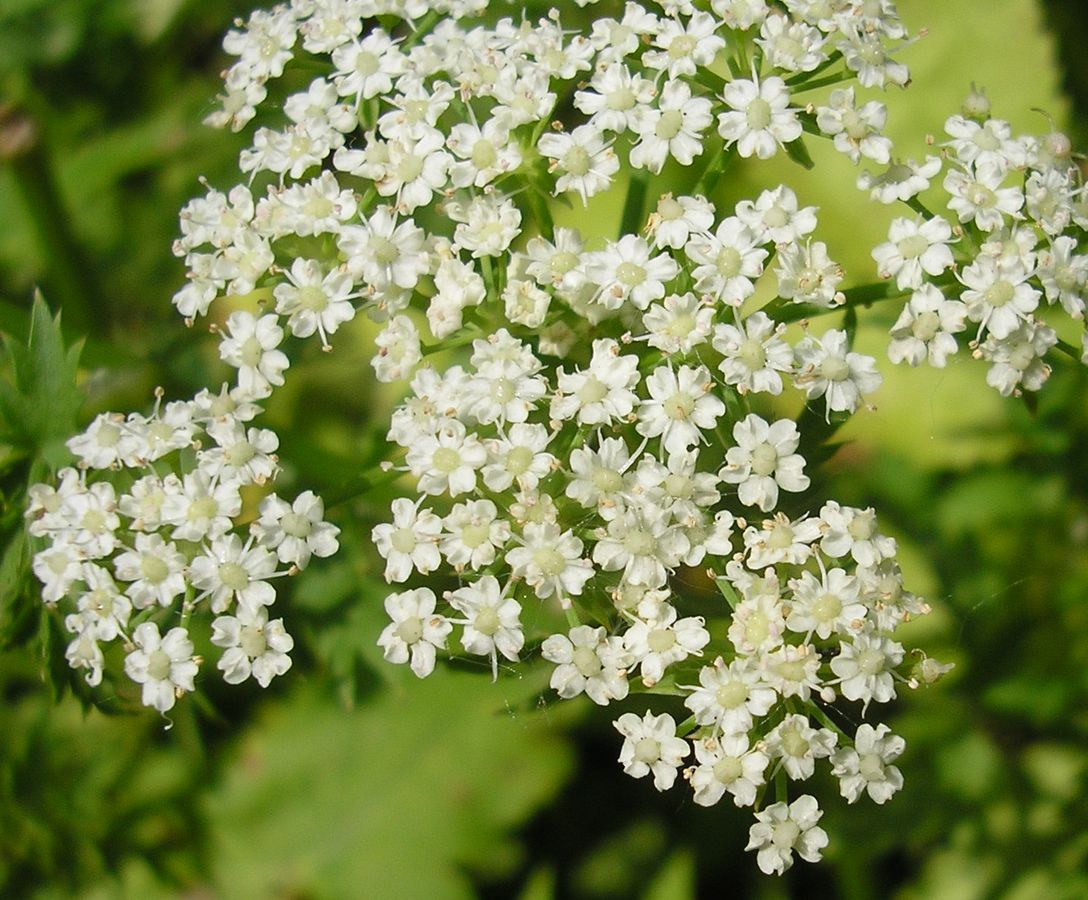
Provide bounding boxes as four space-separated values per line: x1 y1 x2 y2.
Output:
0 293 82 455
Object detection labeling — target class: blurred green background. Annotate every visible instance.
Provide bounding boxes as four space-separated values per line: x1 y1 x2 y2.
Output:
1 1 1087 897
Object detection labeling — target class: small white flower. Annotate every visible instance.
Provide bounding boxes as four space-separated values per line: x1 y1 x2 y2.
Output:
217 311 289 400
124 622 199 713
794 329 883 417
717 74 801 160
372 498 443 583
746 795 829 875
212 605 294 687
252 490 340 569
831 723 906 804
541 625 631 705
448 575 523 678
888 285 967 368
614 711 689 791
872 216 955 291
637 364 725 455
690 734 769 808
720 414 809 512
377 587 452 679
506 522 593 603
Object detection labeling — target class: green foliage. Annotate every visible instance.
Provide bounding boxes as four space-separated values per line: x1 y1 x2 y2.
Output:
205 674 575 899
0 292 82 467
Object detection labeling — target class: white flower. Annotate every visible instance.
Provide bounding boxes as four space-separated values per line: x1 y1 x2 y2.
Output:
201 419 279 486
273 258 358 348
566 436 637 513
831 723 906 804
541 625 631 705
794 329 883 417
830 633 904 709
786 567 866 640
622 602 709 686
944 163 1024 232
774 240 843 308
819 501 896 567
124 623 199 713
641 11 725 79
959 255 1041 340
765 714 838 781
815 87 891 164
888 285 967 368
113 534 187 609
406 420 487 497
190 534 278 614
629 79 713 174
746 795 829 875
586 234 679 311
438 499 510 570
858 155 943 204
685 216 768 306
539 124 619 203
872 216 955 291
637 364 725 455
212 605 294 687
573 62 656 135
377 587 452 679
642 292 714 355
690 734 769 808
217 311 289 400
372 315 422 383
594 504 690 590
447 117 522 188
981 320 1058 396
552 338 640 426
720 414 809 512
372 498 443 583
735 185 817 245
252 490 340 569
614 711 689 791
717 74 801 160
448 576 523 679
683 656 776 735
506 522 593 603
450 193 522 259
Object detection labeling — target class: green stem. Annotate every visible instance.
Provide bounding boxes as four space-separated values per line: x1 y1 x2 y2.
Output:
324 468 403 508
692 143 735 197
619 168 649 238
1054 337 1083 361
764 281 907 324
789 69 856 95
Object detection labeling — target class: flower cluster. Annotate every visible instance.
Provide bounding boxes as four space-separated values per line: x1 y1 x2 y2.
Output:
860 88 1088 394
26 385 339 712
29 0 1082 876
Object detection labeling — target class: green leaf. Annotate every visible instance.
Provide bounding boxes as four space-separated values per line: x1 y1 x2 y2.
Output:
0 292 82 457
206 674 573 899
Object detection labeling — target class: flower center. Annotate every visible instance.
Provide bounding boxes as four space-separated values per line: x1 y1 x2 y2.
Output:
147 649 173 681
716 246 743 278
746 98 773 130
663 391 695 420
533 547 568 577
432 446 462 473
716 680 749 709
739 338 767 370
897 234 930 260
819 355 850 382
474 606 500 636
218 561 250 592
647 627 676 653
812 593 842 623
396 615 424 644
141 554 169 584
625 528 656 557
616 261 647 288
772 820 801 849
912 310 942 341
573 646 602 677
749 442 779 477
984 279 1015 307
240 624 268 658
656 109 684 140
564 146 591 177
634 737 661 764
713 755 743 783
391 527 417 554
